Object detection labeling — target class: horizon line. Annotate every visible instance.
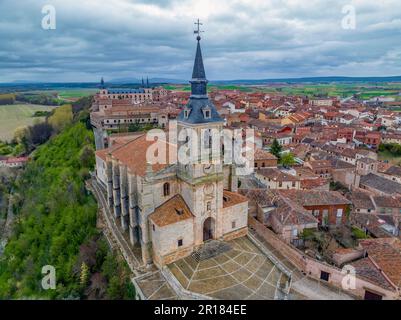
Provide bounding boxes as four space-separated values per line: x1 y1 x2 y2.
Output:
2 75 401 85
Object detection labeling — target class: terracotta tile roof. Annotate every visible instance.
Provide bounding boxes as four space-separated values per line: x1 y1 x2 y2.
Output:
254 148 277 161
360 173 401 195
348 191 375 210
103 105 159 116
385 166 401 178
239 189 276 207
350 257 394 290
373 196 401 208
354 213 393 238
95 142 125 161
269 195 319 226
279 190 351 206
109 132 145 145
329 157 355 169
359 238 401 288
307 160 332 169
97 133 177 176
256 168 299 181
222 190 248 208
300 178 329 190
377 162 393 173
357 157 376 164
149 195 194 227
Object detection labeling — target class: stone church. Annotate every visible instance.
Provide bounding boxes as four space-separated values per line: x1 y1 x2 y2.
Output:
95 34 249 267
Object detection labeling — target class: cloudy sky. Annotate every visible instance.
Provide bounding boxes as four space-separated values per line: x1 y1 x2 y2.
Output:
1 0 401 82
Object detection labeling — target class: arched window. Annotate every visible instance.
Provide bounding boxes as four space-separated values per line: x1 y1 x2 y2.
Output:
163 182 170 197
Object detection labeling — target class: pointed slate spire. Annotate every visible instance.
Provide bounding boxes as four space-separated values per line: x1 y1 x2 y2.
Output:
141 77 144 87
190 37 208 98
146 76 149 88
191 40 206 80
100 77 105 89
177 20 222 125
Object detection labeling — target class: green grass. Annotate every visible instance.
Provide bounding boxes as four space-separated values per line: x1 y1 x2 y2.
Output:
57 89 98 100
378 150 401 165
352 226 369 240
0 104 56 142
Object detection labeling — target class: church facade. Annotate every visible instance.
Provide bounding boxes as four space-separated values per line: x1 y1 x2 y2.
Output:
95 35 249 268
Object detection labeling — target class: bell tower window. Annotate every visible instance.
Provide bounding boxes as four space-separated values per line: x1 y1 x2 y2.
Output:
202 107 211 119
163 182 170 197
184 108 190 118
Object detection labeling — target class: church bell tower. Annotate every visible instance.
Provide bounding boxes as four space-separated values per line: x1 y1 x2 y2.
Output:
177 20 225 245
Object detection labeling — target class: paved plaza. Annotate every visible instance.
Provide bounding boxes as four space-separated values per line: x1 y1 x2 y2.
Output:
168 237 290 300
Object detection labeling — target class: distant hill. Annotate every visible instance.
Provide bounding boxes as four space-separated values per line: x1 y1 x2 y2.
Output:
1 76 401 91
109 77 185 84
211 76 401 85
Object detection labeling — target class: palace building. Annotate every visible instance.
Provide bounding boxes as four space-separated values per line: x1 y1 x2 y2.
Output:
94 33 249 267
97 77 167 103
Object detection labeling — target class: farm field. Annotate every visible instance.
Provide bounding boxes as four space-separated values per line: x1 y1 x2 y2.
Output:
20 88 97 102
57 89 98 100
0 104 55 141
163 83 401 99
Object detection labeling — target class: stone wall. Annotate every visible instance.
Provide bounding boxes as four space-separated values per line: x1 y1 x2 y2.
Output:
221 202 248 235
151 218 194 258
95 155 107 186
153 245 194 268
249 215 307 270
332 168 355 189
222 226 248 241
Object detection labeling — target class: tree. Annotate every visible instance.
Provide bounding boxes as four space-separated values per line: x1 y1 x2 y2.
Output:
85 273 107 300
270 138 282 159
13 126 28 143
128 123 141 132
0 94 15 105
79 146 95 168
80 263 89 286
26 122 53 147
280 152 295 167
48 105 73 132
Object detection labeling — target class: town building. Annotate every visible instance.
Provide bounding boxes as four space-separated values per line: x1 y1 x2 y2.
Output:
94 34 248 267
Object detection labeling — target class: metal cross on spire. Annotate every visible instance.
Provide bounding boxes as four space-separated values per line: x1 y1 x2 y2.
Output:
194 18 204 41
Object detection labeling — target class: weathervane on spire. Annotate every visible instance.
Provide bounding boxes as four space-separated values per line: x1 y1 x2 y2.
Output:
194 18 204 41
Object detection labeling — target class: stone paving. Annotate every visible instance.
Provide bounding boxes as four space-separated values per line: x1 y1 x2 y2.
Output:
134 271 179 300
168 237 289 300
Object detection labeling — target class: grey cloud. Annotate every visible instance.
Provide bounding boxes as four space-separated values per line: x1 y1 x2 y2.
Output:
0 0 400 82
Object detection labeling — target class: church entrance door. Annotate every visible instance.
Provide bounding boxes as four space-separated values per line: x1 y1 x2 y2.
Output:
203 217 215 241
